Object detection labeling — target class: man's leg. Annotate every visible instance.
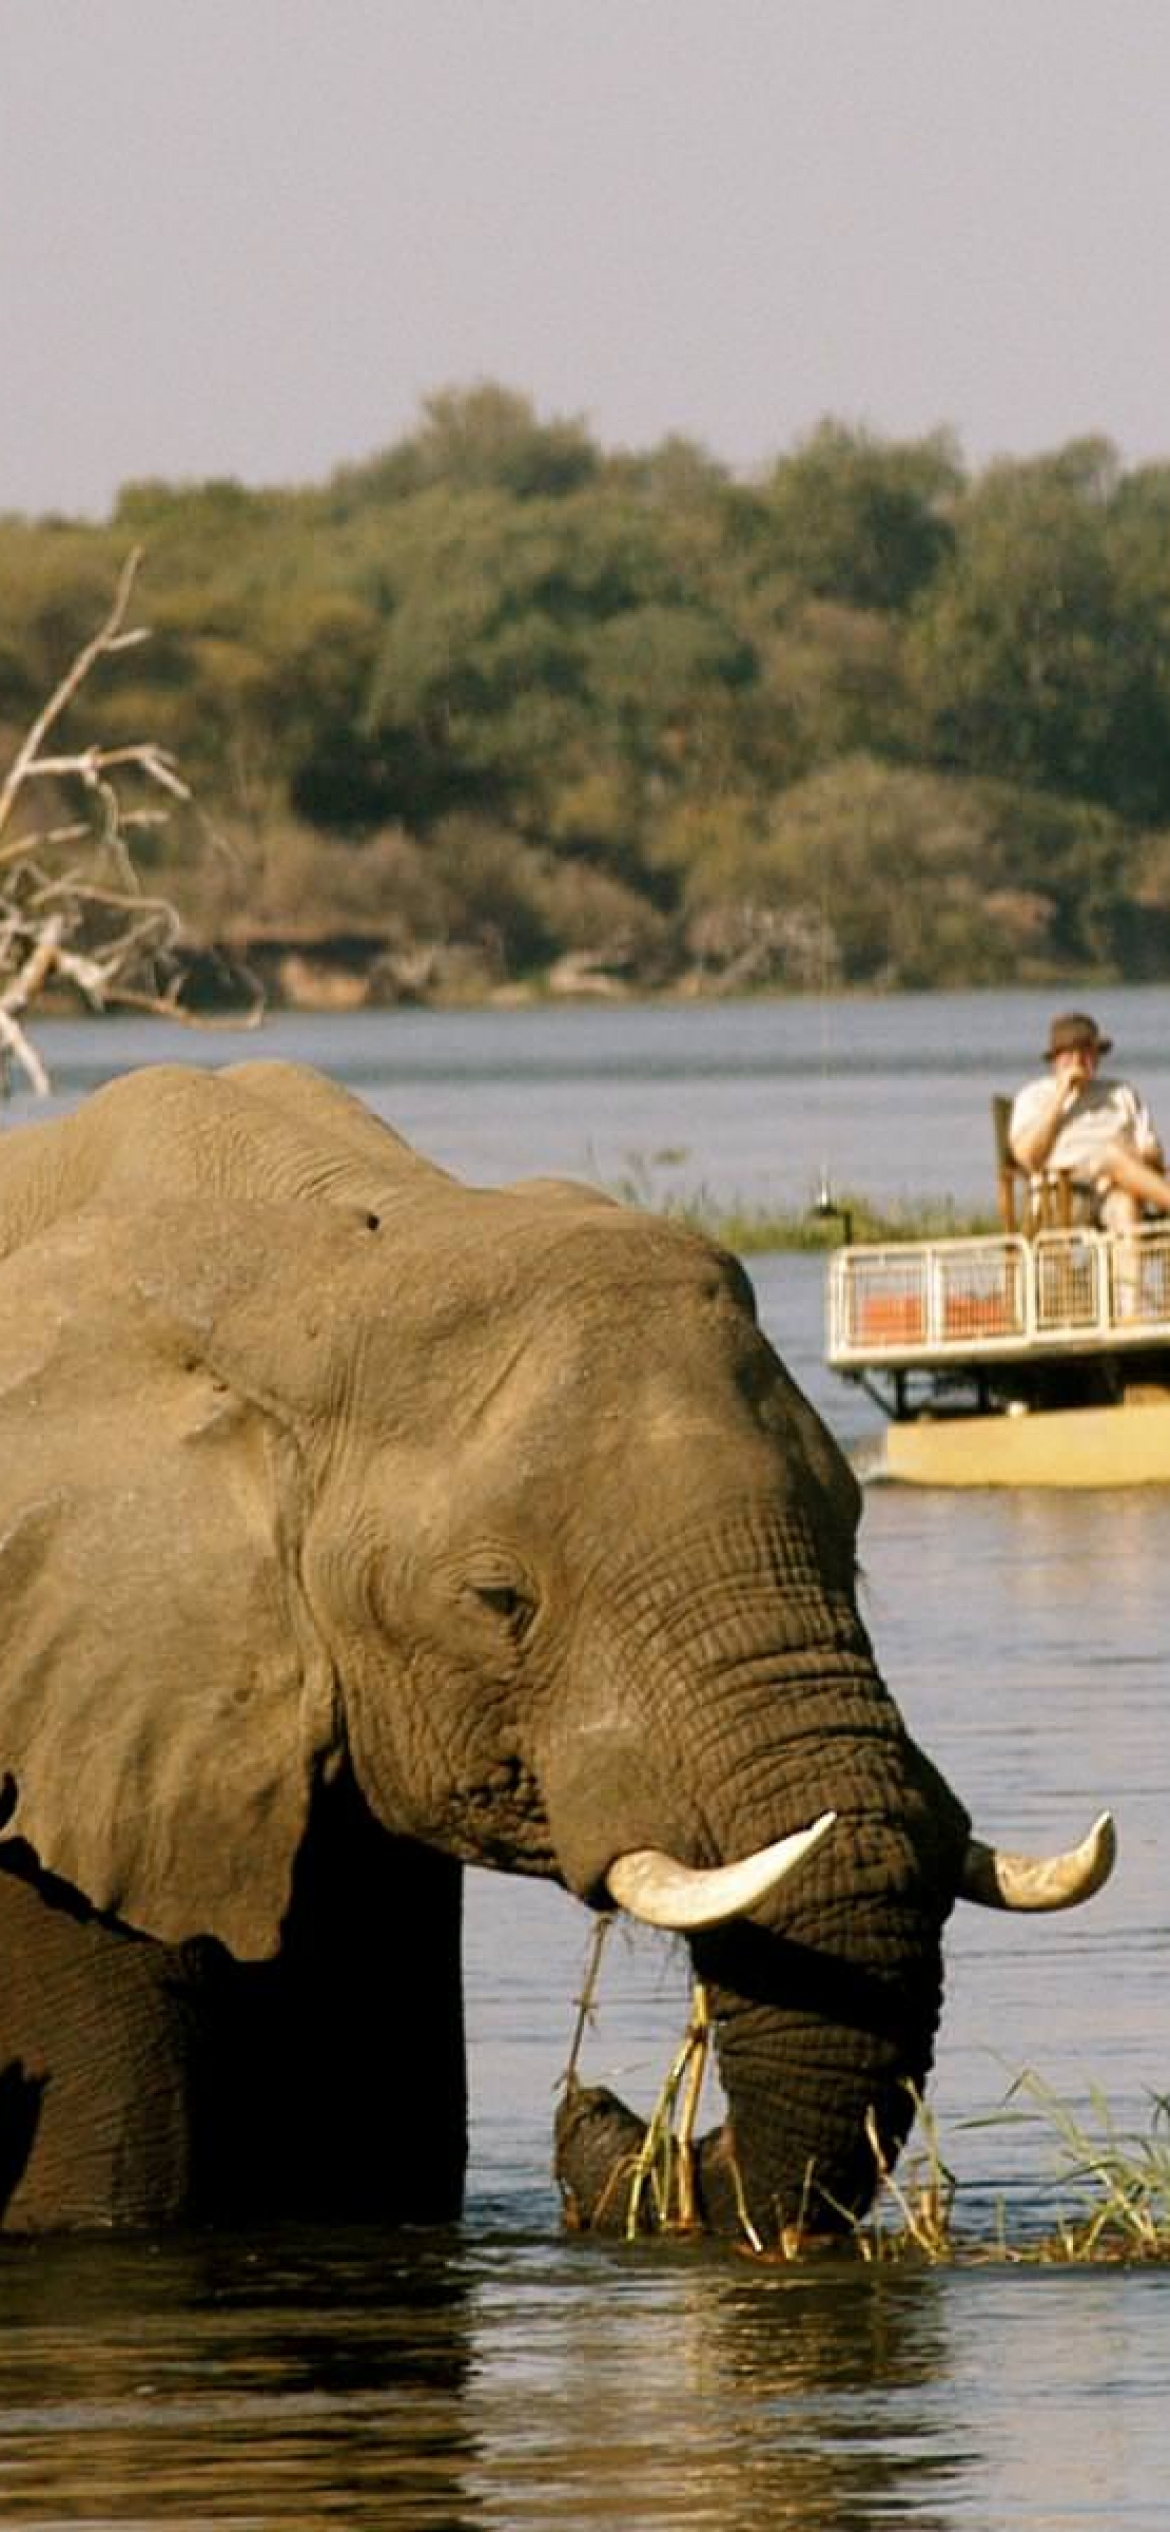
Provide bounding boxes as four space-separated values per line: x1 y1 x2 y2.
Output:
1102 1143 1170 1213
1100 1160 1158 1321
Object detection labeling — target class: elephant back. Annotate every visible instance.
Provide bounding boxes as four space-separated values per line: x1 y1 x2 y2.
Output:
0 1060 447 1257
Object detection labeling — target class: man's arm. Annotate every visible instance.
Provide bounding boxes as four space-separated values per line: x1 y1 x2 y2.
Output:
1010 1076 1073 1173
1129 1087 1165 1168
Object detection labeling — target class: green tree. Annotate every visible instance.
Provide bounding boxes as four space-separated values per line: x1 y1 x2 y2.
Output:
329 384 599 510
911 445 1170 819
756 421 960 612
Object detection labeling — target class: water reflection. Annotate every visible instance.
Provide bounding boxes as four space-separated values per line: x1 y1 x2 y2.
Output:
460 2246 965 2531
0 2231 483 2527
0 2231 971 2530
2 2226 1168 2528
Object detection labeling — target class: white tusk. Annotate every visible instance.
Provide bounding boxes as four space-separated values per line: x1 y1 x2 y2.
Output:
604 1811 837 1931
959 1809 1117 1912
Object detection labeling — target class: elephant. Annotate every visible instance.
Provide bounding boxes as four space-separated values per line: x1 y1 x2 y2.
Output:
0 1058 1113 2239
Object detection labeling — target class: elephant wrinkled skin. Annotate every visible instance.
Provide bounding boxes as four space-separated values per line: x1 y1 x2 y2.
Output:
0 1061 1111 2239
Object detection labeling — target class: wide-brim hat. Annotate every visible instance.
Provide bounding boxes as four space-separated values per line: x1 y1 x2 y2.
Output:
1044 1010 1112 1061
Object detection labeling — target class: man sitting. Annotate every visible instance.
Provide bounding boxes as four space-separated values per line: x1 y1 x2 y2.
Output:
1010 1011 1170 1228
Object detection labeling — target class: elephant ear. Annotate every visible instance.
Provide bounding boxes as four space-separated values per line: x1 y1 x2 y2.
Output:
0 1206 339 1962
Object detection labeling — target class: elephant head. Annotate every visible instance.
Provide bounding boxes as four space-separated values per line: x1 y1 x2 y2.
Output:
0 1059 1113 2242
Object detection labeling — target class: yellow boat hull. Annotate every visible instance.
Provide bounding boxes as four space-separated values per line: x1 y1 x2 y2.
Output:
863 1396 1170 1487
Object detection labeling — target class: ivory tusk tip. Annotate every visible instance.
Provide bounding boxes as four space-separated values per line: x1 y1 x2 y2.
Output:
605 1807 838 1933
961 1805 1118 1912
1086 1808 1118 1877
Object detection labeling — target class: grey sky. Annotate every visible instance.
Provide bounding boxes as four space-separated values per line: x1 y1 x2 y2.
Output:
4 0 1170 517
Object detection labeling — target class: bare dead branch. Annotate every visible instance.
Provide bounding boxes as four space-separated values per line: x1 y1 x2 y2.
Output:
0 547 147 847
0 549 264 1093
0 921 64 1096
9 742 191 799
0 1012 51 1099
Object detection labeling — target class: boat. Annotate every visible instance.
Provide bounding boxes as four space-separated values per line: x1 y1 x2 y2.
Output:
825 1220 1170 1485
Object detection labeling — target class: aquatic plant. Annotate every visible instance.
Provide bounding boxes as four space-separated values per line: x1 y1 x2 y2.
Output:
790 2078 1170 2266
977 2069 1170 2264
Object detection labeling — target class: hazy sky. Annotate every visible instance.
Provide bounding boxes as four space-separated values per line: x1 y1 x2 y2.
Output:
5 0 1170 517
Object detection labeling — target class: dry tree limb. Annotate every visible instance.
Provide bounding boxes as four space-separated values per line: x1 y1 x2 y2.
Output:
0 924 62 1096
0 548 262 1096
0 1016 50 1100
0 547 154 854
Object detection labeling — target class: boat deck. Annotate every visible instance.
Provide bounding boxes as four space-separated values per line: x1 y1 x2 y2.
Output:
827 1223 1170 1376
825 1224 1170 1483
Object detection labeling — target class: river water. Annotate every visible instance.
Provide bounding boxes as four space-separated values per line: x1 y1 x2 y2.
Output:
2 985 1168 2528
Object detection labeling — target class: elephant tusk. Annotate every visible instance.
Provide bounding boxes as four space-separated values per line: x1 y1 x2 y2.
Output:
959 1808 1117 1911
604 1810 837 1931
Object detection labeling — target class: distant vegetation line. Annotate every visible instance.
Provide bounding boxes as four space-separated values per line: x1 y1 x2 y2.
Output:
7 385 1170 1007
610 1162 996 1251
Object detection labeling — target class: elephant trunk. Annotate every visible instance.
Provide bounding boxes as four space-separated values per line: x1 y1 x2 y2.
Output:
691 1907 946 2238
546 1500 971 2245
556 1897 949 2245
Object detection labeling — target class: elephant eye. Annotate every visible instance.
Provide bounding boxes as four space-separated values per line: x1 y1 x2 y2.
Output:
471 1581 531 1631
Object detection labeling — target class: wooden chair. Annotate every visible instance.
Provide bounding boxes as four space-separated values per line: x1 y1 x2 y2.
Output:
992 1094 1081 1234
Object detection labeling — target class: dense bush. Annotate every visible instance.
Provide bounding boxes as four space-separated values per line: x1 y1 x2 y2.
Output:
5 393 1170 1000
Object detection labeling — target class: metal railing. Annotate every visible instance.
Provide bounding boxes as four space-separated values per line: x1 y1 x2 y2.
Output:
826 1225 1170 1366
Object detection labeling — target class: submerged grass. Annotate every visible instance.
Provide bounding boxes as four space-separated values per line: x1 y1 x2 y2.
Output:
608 1150 996 1252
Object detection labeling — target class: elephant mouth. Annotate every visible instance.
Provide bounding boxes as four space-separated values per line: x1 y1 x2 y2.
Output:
434 1756 556 1874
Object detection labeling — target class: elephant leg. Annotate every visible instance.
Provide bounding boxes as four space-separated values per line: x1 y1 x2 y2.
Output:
0 1855 210 2230
208 1775 469 2227
0 1784 467 2233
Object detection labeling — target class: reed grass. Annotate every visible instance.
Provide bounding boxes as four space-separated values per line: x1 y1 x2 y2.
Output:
607 1151 996 1253
970 2070 1170 2264
806 2079 1170 2267
621 1981 713 2240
